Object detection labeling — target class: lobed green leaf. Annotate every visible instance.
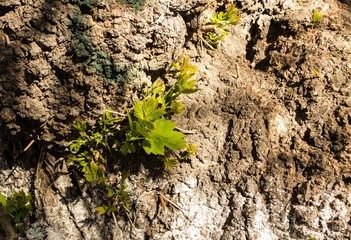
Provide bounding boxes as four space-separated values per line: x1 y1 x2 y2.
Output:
142 118 187 155
134 96 166 122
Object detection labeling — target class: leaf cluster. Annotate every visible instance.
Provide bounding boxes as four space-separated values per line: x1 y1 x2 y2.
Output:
68 55 199 215
204 4 241 48
210 4 241 28
125 57 198 156
68 112 120 183
96 172 131 215
0 191 32 233
68 112 130 212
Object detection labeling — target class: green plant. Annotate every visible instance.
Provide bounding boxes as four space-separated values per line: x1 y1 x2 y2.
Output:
68 55 199 215
0 191 32 233
203 4 241 48
68 112 130 211
69 113 115 184
309 10 323 28
123 57 198 156
96 171 131 215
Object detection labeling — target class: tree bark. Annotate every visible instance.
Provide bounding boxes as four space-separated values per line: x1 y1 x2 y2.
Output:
0 205 19 240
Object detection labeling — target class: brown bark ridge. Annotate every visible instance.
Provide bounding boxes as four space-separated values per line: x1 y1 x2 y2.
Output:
0 205 18 240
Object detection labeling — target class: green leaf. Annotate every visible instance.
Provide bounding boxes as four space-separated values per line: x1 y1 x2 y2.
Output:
120 143 136 155
204 31 224 48
96 205 107 215
218 12 224 20
84 161 106 183
141 97 157 120
134 121 151 138
186 144 197 155
106 204 117 216
164 158 179 170
69 139 88 153
99 111 120 129
309 10 323 28
107 187 114 197
170 101 184 114
127 111 134 130
151 78 166 95
92 132 105 147
312 10 323 22
134 96 166 122
210 4 240 28
67 152 89 165
142 138 163 155
177 79 199 94
4 191 32 228
133 101 143 120
0 193 7 207
142 118 187 155
25 194 32 203
225 4 241 25
84 169 94 182
168 57 199 95
115 187 130 209
73 120 87 133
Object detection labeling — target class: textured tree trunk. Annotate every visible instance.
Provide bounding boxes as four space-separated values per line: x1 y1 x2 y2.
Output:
0 205 18 240
1 0 351 239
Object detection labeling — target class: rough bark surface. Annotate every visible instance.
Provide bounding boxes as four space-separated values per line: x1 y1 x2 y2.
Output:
0 0 351 239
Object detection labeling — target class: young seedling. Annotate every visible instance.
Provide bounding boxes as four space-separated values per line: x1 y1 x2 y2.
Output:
309 10 323 28
311 69 321 78
202 4 241 48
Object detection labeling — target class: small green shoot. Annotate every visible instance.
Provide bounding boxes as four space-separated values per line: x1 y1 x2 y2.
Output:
68 111 121 184
96 203 117 216
163 144 197 170
309 10 323 28
311 69 321 78
307 235 318 240
203 4 241 48
210 4 241 28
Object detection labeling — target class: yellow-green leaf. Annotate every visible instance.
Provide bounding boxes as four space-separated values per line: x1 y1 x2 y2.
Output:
96 205 107 215
164 158 179 170
134 96 166 122
142 118 187 155
151 78 166 95
0 193 7 207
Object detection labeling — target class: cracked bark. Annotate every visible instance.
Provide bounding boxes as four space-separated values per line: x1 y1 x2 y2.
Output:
0 204 19 240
